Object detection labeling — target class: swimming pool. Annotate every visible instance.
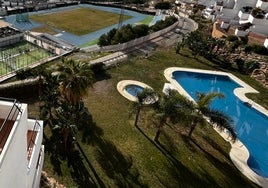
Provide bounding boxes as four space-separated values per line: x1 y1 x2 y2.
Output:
117 80 154 103
165 68 268 178
125 84 144 97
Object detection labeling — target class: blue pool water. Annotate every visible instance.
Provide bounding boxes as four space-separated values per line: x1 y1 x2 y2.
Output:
172 71 268 178
125 85 144 97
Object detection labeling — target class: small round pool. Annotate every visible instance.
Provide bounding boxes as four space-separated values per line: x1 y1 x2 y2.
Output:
117 80 156 103
125 84 144 97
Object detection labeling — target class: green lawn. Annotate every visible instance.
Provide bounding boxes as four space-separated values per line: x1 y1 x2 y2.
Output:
30 7 132 35
136 15 154 25
28 48 266 187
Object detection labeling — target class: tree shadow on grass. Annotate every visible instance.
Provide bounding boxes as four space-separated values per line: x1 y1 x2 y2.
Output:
68 150 98 188
78 107 104 145
202 135 230 159
190 138 259 187
155 133 221 187
95 138 149 188
135 127 220 187
44 129 64 176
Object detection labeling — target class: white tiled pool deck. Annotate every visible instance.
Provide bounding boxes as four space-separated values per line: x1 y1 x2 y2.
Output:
164 67 268 188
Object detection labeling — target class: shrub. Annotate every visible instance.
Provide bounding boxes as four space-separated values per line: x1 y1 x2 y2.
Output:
244 44 268 55
245 61 260 74
15 68 35 80
155 2 171 10
235 58 245 71
226 35 239 42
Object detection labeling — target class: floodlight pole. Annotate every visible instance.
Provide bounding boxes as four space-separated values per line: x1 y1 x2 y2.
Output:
118 1 125 29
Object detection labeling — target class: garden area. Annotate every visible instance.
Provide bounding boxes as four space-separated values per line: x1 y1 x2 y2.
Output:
19 46 268 188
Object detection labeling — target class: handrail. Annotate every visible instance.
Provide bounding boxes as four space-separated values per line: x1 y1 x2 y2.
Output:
0 98 22 151
27 120 41 162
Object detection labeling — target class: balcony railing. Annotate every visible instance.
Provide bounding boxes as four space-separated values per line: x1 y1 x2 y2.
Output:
0 97 22 155
27 121 41 162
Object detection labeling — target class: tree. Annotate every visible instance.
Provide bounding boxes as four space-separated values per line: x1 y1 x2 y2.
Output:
184 92 236 141
183 30 217 58
133 24 149 38
39 69 60 122
152 89 191 142
56 58 94 106
235 58 245 72
155 2 171 10
55 58 94 150
133 88 157 128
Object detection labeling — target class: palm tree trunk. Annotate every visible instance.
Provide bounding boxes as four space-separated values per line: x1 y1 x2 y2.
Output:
134 106 141 128
154 121 164 142
154 128 161 142
188 121 197 138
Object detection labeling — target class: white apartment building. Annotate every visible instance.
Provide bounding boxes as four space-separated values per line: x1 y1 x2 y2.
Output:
203 0 268 47
0 97 44 188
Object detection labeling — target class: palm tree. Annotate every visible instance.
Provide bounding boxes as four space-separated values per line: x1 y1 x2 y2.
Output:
56 58 94 106
183 92 237 141
153 89 190 142
55 58 94 151
133 88 157 128
39 70 60 122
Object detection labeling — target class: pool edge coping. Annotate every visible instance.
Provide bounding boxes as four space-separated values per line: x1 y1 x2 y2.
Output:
164 67 268 188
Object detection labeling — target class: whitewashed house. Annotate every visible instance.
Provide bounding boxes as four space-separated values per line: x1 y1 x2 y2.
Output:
0 97 44 188
203 0 268 47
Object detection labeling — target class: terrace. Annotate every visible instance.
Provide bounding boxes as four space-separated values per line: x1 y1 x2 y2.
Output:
0 97 43 166
0 26 22 39
0 97 21 155
0 97 44 187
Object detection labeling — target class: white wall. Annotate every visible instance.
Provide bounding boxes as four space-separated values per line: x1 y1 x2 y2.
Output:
234 0 257 10
264 38 268 48
248 14 268 26
27 120 43 188
0 104 28 188
256 0 268 10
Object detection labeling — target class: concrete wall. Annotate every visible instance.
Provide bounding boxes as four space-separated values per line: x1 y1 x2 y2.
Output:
24 33 60 55
83 21 182 53
0 33 24 47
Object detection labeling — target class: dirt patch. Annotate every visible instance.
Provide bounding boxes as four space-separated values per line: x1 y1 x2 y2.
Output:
92 79 113 96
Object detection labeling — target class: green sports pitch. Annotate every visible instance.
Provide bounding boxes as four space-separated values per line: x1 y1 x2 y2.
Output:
30 7 132 36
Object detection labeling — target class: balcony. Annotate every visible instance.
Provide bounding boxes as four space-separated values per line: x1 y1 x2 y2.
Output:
27 119 44 188
0 98 21 156
257 0 268 9
27 119 43 166
247 7 268 26
239 6 253 20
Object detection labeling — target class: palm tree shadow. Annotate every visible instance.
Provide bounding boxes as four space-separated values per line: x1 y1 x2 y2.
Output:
78 107 104 145
202 135 230 159
68 150 99 187
150 131 220 187
189 138 257 187
95 138 149 187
